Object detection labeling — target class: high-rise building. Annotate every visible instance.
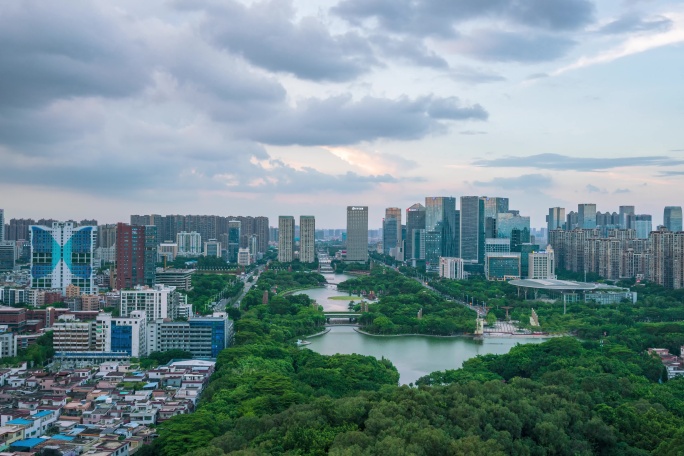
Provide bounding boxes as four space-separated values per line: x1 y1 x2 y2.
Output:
634 214 652 239
649 229 684 289
412 229 426 261
30 222 97 295
0 209 4 242
547 207 565 232
496 213 530 240
7 218 34 241
406 204 426 261
382 208 402 257
120 284 182 321
566 211 578 230
483 197 509 219
254 216 269 253
664 206 683 232
278 216 295 262
299 216 315 263
619 206 635 229
460 196 485 264
425 197 457 271
346 206 368 262
116 223 156 290
578 204 597 229
0 242 15 272
177 231 202 256
97 224 117 248
227 220 241 262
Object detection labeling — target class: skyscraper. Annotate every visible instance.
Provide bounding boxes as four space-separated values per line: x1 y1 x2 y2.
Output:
116 223 157 290
406 203 426 261
547 207 565 232
578 204 597 229
425 197 457 270
382 207 401 256
619 206 635 229
346 206 368 262
254 216 269 253
227 220 241 262
30 222 97 294
0 209 4 242
483 197 509 219
177 231 202 256
634 214 652 239
664 206 683 232
278 216 295 262
460 196 485 264
299 216 315 263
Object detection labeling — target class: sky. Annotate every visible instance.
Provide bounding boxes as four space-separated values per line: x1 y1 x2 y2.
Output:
1 0 683 228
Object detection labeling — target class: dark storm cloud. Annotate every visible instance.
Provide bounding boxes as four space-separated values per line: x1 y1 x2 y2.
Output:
474 174 552 189
0 2 148 108
451 31 575 63
473 153 684 171
333 0 594 36
174 0 378 82
242 95 488 146
598 14 673 35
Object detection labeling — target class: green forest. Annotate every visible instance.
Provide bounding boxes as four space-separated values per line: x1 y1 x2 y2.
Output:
138 269 684 455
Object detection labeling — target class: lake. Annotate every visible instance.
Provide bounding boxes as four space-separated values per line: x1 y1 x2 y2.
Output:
295 274 548 385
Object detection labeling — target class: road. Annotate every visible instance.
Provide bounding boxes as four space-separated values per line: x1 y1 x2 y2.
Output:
213 266 263 312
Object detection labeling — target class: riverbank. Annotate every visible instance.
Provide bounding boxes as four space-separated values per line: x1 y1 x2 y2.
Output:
305 328 331 338
354 327 555 339
354 327 470 338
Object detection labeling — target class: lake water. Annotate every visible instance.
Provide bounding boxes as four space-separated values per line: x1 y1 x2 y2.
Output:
295 275 548 385
306 326 546 385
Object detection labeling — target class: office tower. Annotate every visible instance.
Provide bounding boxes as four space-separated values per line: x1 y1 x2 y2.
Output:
460 196 485 264
634 214 652 239
425 197 457 270
0 242 15 272
346 206 368 262
664 206 683 232
120 284 182 321
619 206 635 229
547 207 565 232
0 209 3 242
204 239 222 257
412 229 426 261
484 253 521 280
496 213 530 240
483 197 509 219
578 204 597 229
30 222 97 294
254 216 269 253
382 208 401 256
115 224 157 290
529 246 556 280
278 216 295 262
300 216 315 263
406 204 425 260
566 211 578 230
226 220 241 263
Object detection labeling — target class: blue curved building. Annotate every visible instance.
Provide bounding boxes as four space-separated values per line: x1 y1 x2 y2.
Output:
30 222 97 295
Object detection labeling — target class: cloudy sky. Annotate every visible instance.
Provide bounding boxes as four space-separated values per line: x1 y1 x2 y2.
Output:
1 0 683 228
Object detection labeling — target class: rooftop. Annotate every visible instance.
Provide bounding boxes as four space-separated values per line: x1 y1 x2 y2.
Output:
508 279 625 291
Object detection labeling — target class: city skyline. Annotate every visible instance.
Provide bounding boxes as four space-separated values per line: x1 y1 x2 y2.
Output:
1 1 684 227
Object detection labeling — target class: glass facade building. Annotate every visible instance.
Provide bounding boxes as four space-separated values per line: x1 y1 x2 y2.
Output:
460 196 485 264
